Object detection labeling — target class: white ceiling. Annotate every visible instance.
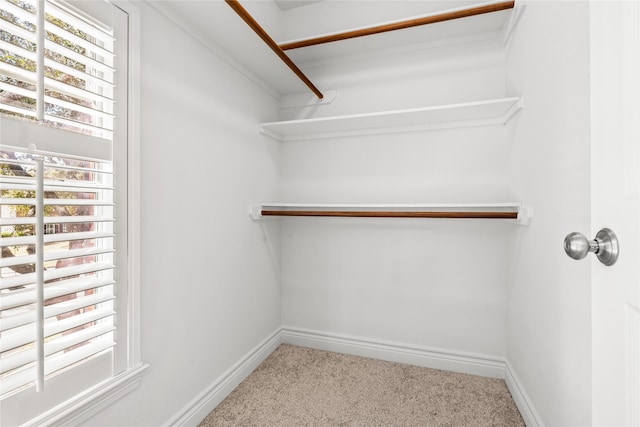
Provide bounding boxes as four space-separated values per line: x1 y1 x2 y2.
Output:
273 0 324 11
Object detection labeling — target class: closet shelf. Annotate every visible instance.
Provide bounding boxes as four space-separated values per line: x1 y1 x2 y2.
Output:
279 1 516 52
250 202 532 225
281 0 524 69
261 97 523 142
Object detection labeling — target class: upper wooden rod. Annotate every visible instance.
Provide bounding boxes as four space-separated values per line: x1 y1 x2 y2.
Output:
224 0 323 99
280 1 515 51
261 210 519 219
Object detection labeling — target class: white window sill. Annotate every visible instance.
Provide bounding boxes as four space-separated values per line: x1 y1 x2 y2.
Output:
24 363 150 427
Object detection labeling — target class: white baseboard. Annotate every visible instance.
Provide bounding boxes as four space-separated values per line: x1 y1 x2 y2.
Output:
167 329 282 427
505 360 544 426
281 326 506 379
169 327 532 427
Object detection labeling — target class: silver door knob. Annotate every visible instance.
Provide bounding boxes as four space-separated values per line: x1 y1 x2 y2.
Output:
564 228 619 266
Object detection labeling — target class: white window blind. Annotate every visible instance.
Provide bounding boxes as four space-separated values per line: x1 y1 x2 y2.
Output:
0 137 115 398
0 0 115 138
0 0 120 404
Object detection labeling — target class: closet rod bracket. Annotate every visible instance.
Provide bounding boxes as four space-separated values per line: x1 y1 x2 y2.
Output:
516 205 533 225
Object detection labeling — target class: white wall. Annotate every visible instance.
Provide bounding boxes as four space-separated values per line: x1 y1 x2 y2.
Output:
282 43 507 120
505 2 592 425
279 37 513 367
81 2 595 425
83 3 282 425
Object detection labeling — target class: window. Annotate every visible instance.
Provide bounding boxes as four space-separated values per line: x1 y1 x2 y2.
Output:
0 1 142 424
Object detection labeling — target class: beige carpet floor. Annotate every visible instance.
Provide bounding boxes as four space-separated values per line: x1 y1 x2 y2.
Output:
199 344 525 426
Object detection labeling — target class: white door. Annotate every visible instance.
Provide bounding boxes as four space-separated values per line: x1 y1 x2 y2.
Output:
590 1 640 425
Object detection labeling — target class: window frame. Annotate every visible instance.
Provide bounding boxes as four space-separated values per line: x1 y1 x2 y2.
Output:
0 1 145 424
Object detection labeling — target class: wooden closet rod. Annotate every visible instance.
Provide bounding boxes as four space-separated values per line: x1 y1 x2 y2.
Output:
225 0 324 99
261 210 519 219
280 1 515 51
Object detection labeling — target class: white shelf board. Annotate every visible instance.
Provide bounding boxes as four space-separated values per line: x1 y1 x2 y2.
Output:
261 97 523 141
283 3 516 67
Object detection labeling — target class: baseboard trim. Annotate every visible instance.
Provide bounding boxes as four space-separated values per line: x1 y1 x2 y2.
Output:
281 326 506 379
167 329 282 427
505 360 544 426
168 328 534 426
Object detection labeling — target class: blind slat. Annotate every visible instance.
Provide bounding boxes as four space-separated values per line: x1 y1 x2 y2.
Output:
44 73 114 104
0 215 113 226
0 102 38 117
0 37 36 60
38 56 115 107
44 113 114 135
0 11 37 43
0 231 114 248
43 38 114 75
44 56 115 89
0 1 36 23
0 159 112 175
0 60 37 84
0 307 114 352
44 94 114 120
1 179 113 192
0 79 37 98
0 324 114 375
1 172 113 188
0 245 114 268
0 276 114 311
0 260 114 290
0 183 113 192
45 20 114 59
0 198 114 206
1 291 114 333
